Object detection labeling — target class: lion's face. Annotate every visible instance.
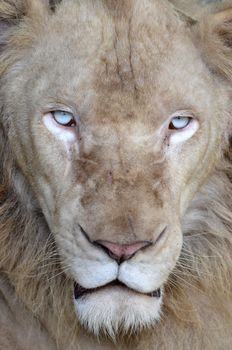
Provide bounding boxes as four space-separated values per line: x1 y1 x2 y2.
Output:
3 0 229 337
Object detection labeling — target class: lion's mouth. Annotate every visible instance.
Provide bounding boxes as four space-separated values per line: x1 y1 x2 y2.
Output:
74 280 161 299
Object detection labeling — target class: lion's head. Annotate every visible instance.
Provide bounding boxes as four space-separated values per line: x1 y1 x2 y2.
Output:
0 0 232 345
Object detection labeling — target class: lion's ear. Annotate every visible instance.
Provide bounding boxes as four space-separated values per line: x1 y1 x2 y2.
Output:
196 8 232 81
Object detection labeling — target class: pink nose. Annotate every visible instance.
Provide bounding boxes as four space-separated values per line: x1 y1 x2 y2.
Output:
95 240 152 263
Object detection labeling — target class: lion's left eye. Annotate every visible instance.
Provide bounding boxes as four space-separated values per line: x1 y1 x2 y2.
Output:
169 116 191 130
167 112 199 145
52 111 76 127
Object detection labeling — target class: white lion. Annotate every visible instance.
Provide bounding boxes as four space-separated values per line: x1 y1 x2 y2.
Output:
0 0 231 349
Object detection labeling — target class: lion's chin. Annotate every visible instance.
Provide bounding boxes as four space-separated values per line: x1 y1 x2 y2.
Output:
74 285 162 339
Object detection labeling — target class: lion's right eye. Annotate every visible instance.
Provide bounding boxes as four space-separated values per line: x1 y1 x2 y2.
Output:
52 111 76 127
43 110 79 146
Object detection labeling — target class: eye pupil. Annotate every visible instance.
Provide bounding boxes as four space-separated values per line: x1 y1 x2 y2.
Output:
52 110 76 127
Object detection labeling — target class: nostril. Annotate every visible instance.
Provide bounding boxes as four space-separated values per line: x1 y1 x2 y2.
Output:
94 240 152 263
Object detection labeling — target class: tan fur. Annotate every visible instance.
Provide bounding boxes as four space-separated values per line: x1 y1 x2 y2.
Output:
0 0 232 349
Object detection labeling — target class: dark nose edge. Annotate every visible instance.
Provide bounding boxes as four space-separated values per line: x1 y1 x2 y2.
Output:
79 225 167 264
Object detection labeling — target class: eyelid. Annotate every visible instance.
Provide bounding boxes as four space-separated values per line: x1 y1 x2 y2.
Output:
170 110 195 119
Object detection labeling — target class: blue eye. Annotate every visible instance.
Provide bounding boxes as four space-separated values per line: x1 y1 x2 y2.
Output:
52 111 76 127
169 116 191 130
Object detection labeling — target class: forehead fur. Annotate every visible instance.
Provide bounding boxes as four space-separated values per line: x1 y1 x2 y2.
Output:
4 0 218 123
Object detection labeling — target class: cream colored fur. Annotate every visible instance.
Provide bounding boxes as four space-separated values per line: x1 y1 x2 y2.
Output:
0 0 232 349
170 0 232 19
